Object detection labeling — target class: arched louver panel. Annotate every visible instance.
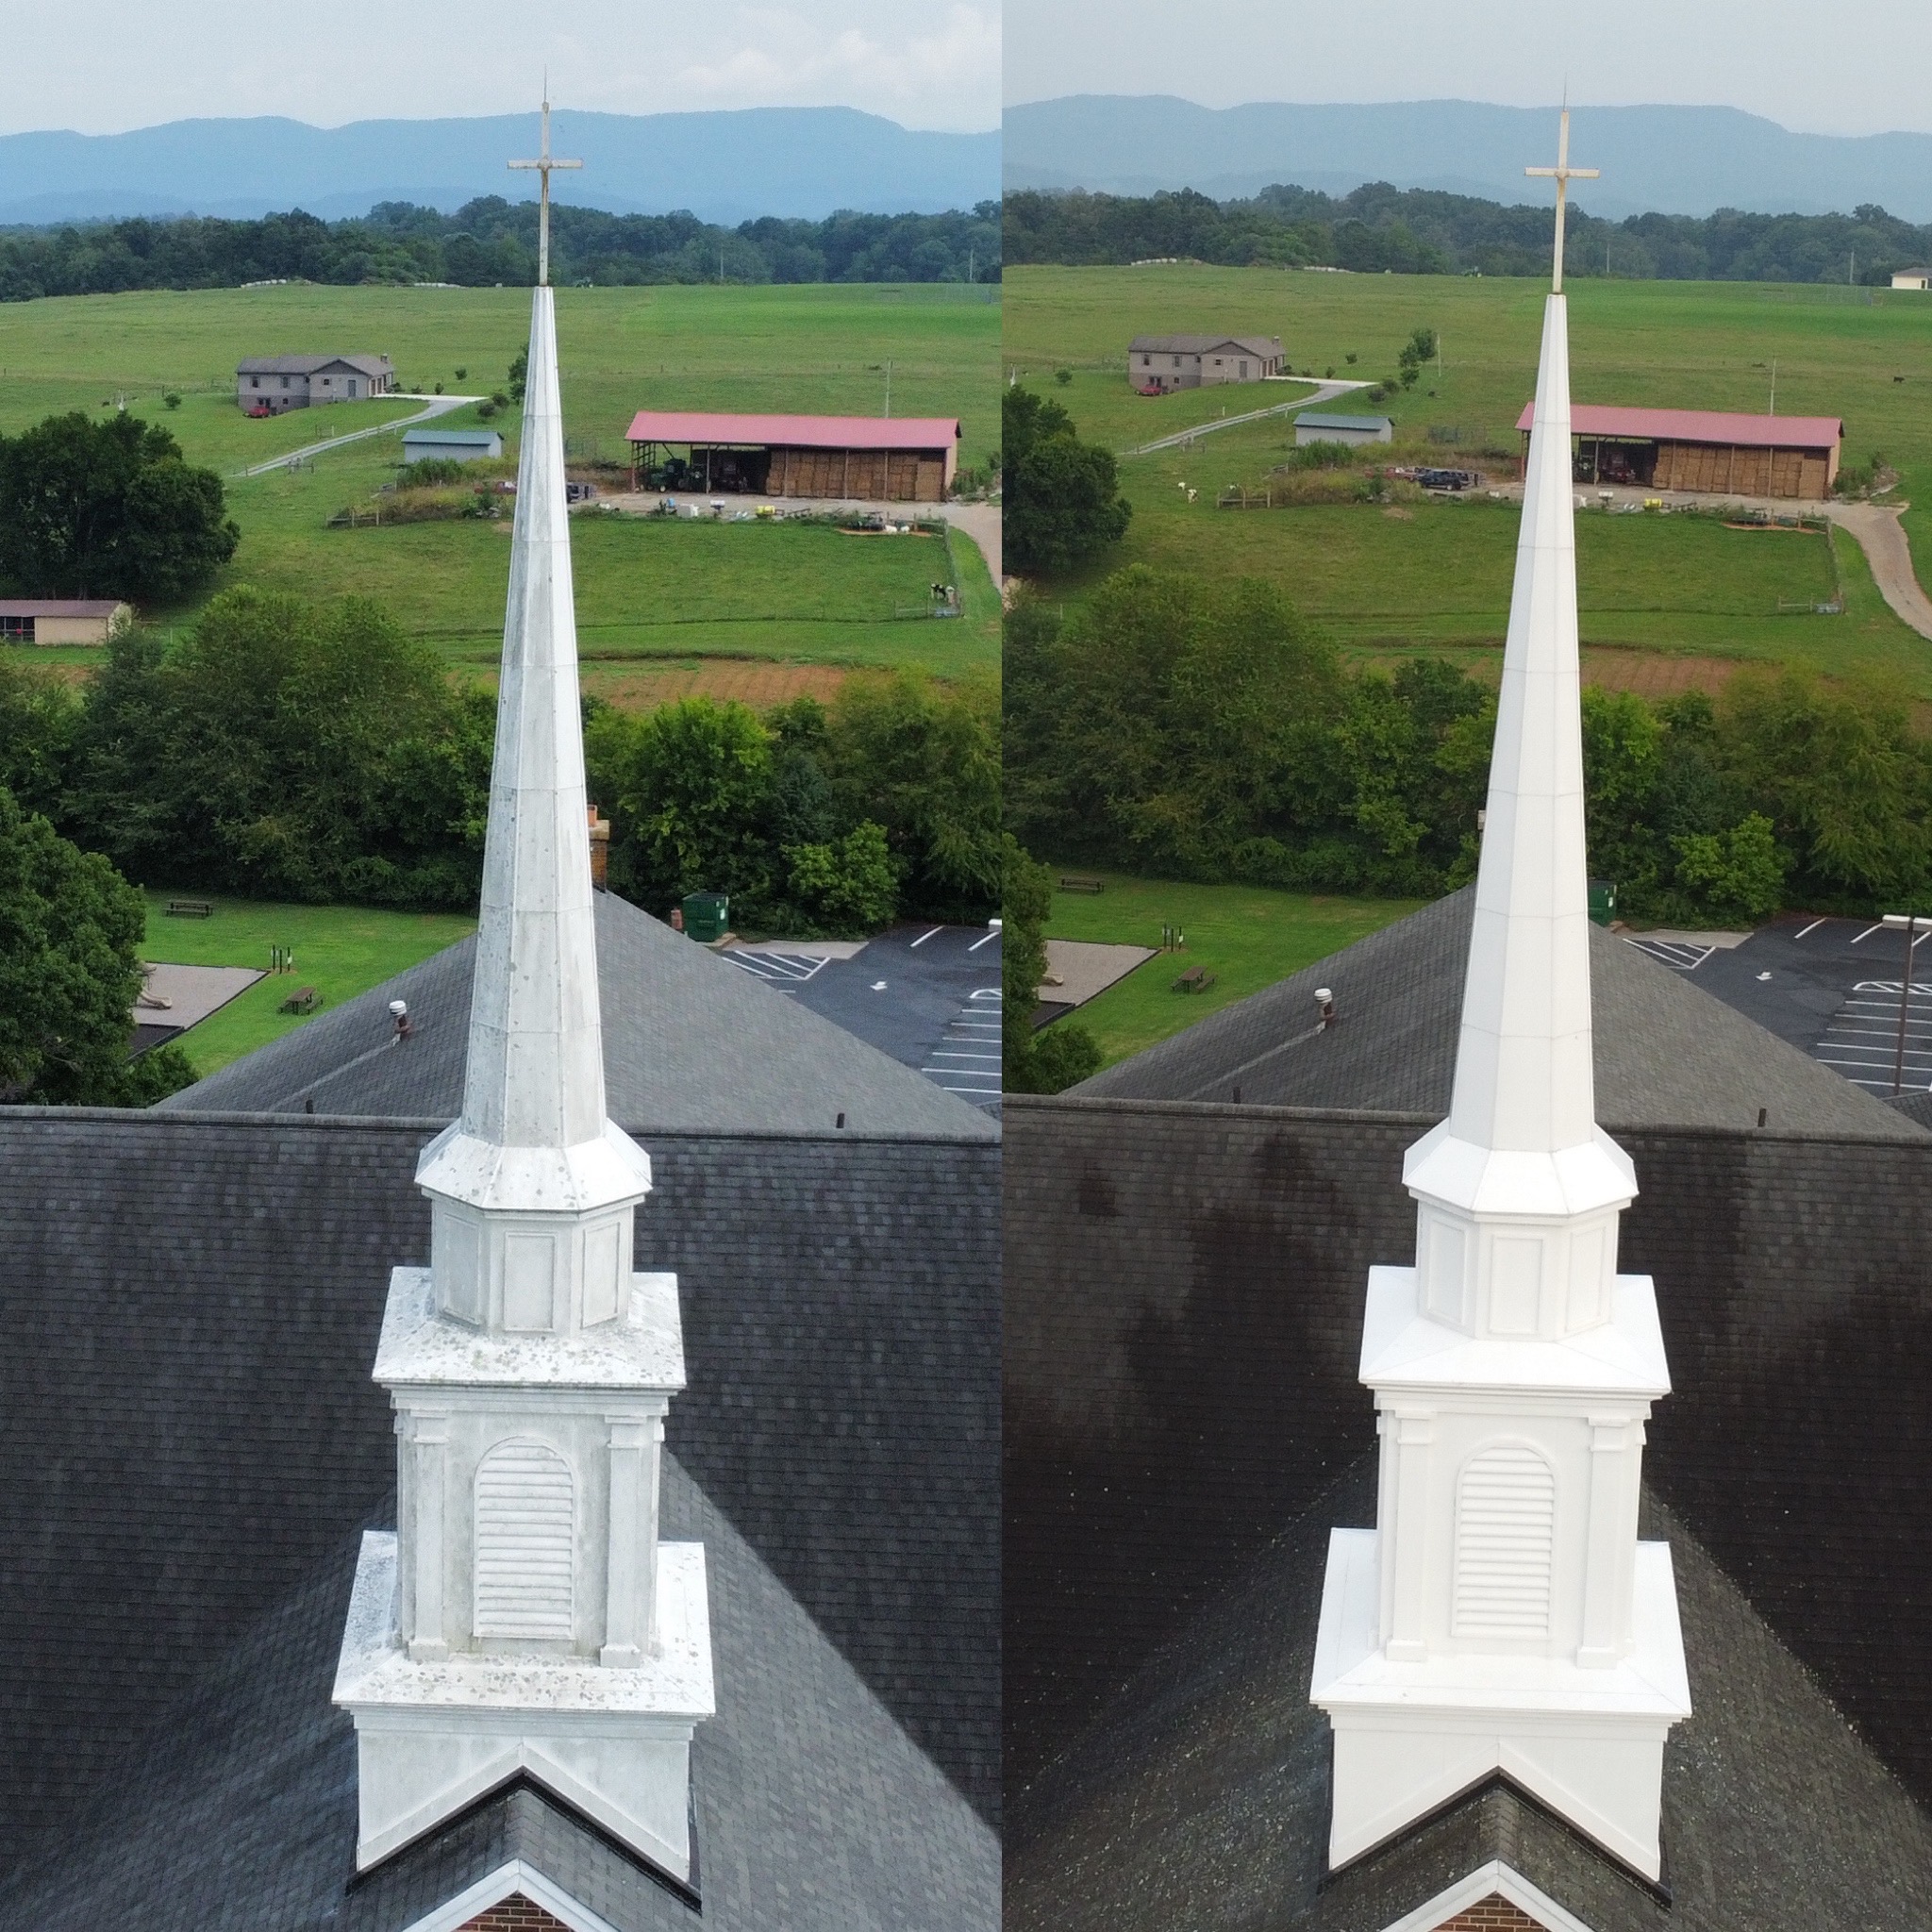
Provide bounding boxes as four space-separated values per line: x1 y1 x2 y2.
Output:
475 1438 575 1640
1453 1443 1557 1640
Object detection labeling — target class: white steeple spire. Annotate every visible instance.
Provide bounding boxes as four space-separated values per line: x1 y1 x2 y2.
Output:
335 244 711 1886
414 281 653 1327
1310 113 1689 1886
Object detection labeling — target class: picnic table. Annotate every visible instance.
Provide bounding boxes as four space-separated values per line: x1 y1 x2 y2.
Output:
166 898 213 919
278 986 319 1015
1173 965 1217 994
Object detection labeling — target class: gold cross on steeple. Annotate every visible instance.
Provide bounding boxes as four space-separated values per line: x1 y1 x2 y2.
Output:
508 92 583 288
1524 107 1598 294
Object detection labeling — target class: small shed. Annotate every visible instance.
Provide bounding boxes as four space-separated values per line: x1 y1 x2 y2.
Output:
1295 411 1393 447
402 427 504 465
0 599 133 644
1891 269 1931 290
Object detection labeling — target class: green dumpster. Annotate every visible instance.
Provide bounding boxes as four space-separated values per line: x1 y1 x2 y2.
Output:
682 891 730 943
1588 879 1616 926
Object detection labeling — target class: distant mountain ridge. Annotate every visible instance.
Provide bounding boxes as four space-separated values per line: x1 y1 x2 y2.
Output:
0 108 1000 227
1005 97 1932 224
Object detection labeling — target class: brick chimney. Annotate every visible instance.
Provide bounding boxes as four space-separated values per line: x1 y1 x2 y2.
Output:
588 803 611 890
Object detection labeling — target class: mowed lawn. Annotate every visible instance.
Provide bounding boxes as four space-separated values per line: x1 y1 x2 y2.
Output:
0 282 1001 685
1044 873 1424 1067
1007 266 1932 691
141 891 475 1076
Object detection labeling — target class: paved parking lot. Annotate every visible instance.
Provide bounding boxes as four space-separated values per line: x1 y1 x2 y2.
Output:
1632 913 1932 1095
724 923 1003 1111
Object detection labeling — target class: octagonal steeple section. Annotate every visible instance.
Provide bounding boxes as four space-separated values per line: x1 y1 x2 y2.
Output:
1402 291 1635 1341
415 285 653 1338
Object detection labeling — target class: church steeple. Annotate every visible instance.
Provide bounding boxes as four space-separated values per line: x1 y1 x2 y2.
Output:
413 278 653 1334
334 146 711 1884
1310 113 1690 1885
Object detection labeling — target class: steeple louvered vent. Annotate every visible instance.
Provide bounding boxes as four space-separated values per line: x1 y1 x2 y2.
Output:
1453 1445 1556 1639
475 1439 575 1639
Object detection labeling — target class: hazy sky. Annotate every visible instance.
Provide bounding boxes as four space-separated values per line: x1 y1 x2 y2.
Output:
2 0 1000 134
1008 0 1932 139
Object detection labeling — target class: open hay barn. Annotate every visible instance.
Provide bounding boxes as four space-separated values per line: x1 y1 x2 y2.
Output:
1518 402 1842 498
625 410 962 501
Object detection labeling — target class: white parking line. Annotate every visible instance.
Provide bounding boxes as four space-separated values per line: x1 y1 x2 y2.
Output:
724 950 831 984
908 926 943 948
1794 918 1827 940
1851 923 1885 943
966 929 1001 952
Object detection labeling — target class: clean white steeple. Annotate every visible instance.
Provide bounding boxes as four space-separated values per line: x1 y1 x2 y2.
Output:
335 142 711 1882
1310 111 1690 1885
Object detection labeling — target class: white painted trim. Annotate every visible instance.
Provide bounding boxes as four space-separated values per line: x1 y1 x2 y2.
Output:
395 1857 628 1932
1375 1858 1600 1932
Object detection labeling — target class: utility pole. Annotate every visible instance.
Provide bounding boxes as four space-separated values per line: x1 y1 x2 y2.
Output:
1885 912 1927 1093
967 247 975 285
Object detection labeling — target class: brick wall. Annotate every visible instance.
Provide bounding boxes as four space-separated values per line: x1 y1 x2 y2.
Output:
1434 1895 1548 1930
461 1894 572 1932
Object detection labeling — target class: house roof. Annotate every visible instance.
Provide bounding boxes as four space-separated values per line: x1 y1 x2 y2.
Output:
1128 334 1283 357
0 1108 998 1922
624 411 961 451
0 600 128 617
1007 1459 1932 1931
1074 884 1924 1141
237 354 394 376
1516 401 1843 451
163 890 996 1143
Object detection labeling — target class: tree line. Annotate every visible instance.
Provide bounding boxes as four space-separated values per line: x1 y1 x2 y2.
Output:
0 588 1000 925
1007 566 1932 924
0 198 1003 303
1006 182 1932 285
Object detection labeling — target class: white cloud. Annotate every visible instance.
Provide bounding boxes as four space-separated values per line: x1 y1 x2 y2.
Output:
0 0 999 135
671 6 1000 125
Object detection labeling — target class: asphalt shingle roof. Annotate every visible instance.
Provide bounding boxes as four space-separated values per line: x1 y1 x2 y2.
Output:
164 891 996 1143
0 1108 997 1924
1008 1461 1932 1931
1075 884 1927 1141
1005 1093 1932 1841
0 1452 995 1932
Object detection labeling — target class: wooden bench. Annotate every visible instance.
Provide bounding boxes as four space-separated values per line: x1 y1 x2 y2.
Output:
1059 875 1105 894
278 986 319 1015
166 898 213 918
1173 965 1217 994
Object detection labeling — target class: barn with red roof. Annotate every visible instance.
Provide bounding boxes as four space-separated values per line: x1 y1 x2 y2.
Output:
1517 401 1842 498
625 410 962 502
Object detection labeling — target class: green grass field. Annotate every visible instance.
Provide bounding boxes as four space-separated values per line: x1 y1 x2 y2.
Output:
1008 266 1932 690
141 891 475 1075
0 282 1001 687
1044 873 1424 1066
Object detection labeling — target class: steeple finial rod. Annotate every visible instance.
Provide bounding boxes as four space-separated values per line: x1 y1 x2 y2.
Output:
508 92 583 288
1525 107 1597 293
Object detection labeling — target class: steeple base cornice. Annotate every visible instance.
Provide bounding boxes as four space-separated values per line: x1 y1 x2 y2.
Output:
1311 1526 1690 1882
334 1530 714 1875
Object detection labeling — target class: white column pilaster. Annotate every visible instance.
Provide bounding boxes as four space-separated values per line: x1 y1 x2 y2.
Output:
1386 1410 1433 1661
407 1407 451 1662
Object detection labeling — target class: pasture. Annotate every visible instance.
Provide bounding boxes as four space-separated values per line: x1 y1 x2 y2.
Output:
0 281 1001 692
1007 265 1932 691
